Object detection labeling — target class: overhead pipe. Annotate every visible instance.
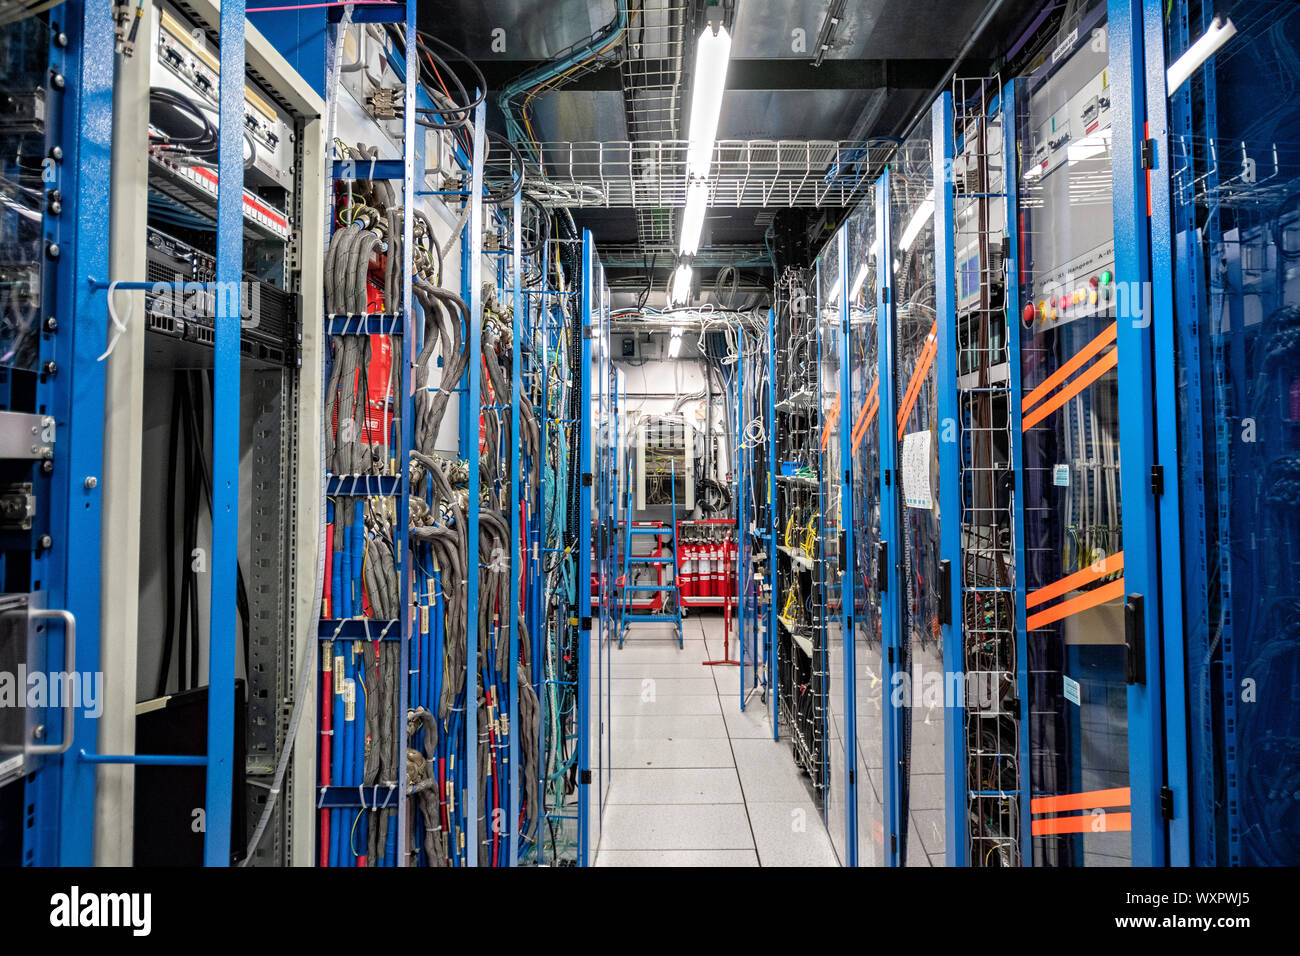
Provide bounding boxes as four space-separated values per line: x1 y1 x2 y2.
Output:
893 0 1012 140
498 2 631 159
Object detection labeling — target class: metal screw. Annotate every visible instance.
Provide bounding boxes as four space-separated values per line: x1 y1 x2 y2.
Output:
54 32 67 47
45 242 59 260
48 146 61 161
33 724 45 741
42 360 57 376
37 534 52 551
49 200 61 215
40 460 53 476
84 476 97 490
44 316 57 333
50 73 65 91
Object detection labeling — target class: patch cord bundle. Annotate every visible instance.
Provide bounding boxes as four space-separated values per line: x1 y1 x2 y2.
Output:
772 266 827 804
522 236 589 865
950 77 1021 867
737 313 774 713
814 230 852 856
317 125 413 864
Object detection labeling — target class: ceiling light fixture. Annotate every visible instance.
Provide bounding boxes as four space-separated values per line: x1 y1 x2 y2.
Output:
670 264 694 308
685 23 732 179
679 180 710 256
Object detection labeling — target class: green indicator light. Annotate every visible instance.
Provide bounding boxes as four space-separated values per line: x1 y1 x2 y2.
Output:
1100 270 1112 285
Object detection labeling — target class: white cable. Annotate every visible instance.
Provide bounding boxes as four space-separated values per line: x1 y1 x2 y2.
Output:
97 281 133 362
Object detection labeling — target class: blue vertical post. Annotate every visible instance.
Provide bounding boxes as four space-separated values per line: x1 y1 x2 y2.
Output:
837 225 859 865
875 169 903 867
1141 0 1189 867
42 0 115 866
576 232 595 864
508 187 523 866
1001 77 1035 862
205 0 247 868
1108 0 1166 868
932 93 967 866
766 308 778 741
395 0 418 867
737 333 746 703
465 97 487 867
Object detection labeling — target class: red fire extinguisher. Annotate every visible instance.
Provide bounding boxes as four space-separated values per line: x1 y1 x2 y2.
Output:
679 542 693 599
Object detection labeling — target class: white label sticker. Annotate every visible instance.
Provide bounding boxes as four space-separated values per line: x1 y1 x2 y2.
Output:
1063 675 1081 706
1052 27 1079 65
1053 464 1071 487
901 431 934 509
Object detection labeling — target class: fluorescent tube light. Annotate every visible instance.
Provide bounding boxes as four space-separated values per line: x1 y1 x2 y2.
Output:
670 264 694 307
1167 17 1236 96
685 25 732 179
679 180 710 256
899 189 935 252
668 327 683 358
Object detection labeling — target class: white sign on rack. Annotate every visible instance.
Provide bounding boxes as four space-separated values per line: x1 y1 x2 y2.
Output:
901 431 934 510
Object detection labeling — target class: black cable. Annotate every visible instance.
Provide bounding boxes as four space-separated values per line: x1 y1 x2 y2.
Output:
157 378 183 697
416 30 487 118
149 87 218 159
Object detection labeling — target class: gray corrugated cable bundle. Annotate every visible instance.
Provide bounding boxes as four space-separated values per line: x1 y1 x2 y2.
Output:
406 707 447 866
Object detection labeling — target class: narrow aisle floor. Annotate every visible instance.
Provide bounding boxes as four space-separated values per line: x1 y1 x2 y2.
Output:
596 614 840 867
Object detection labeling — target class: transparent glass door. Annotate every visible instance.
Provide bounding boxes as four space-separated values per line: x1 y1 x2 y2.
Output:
847 203 886 866
818 233 848 861
890 130 947 867
1014 9 1131 866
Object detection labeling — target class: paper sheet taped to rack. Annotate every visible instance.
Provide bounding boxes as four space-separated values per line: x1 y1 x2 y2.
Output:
901 430 934 510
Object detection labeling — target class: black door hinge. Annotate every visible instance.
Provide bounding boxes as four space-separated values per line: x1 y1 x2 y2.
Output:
1150 464 1164 495
1124 593 1145 685
580 769 592 784
876 541 888 593
580 615 592 631
890 834 897 854
849 769 856 786
582 473 593 487
1160 786 1174 820
1140 138 1157 169
882 286 890 304
938 559 952 626
884 469 891 487
887 645 895 665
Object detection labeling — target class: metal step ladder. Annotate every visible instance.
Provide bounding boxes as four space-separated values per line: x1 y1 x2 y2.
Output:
618 465 683 648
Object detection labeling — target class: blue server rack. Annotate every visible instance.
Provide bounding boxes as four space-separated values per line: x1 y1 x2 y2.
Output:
3 0 114 867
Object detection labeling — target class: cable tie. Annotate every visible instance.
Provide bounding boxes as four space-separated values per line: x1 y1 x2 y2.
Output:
98 280 136 362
